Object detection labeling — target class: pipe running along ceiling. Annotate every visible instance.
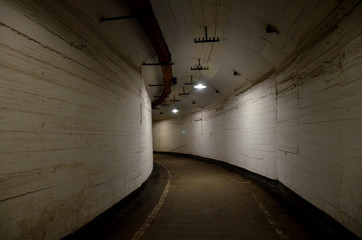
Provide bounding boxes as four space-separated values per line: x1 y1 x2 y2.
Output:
124 0 173 109
113 0 353 120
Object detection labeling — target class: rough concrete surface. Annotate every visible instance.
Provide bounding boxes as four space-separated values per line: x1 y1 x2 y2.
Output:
75 154 326 240
152 3 362 237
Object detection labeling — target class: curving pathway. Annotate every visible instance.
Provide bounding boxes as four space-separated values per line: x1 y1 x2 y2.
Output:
72 154 323 240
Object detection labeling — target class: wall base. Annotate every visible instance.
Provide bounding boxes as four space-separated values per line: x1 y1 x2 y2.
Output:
62 174 153 240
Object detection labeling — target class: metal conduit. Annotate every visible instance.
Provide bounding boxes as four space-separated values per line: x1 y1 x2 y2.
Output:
124 0 173 109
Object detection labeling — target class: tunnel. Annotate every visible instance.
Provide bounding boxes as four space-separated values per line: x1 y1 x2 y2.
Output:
0 0 361 239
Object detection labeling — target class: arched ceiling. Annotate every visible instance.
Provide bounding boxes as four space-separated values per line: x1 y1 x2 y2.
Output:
69 0 340 121
147 0 338 120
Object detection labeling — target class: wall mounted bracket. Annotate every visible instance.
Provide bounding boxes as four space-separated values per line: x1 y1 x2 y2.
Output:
194 27 220 43
149 78 177 87
184 75 196 85
149 84 172 87
161 101 169 106
170 95 180 102
179 87 191 96
190 59 209 71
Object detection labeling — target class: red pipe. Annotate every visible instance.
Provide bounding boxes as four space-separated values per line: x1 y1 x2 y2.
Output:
124 0 173 109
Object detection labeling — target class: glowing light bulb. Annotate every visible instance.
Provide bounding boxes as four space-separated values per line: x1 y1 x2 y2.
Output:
194 83 206 89
171 108 179 114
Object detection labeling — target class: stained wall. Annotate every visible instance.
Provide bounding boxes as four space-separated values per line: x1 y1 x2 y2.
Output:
0 1 153 239
153 3 362 237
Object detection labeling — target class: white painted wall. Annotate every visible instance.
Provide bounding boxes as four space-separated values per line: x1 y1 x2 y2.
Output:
153 4 362 237
153 78 277 180
0 1 153 239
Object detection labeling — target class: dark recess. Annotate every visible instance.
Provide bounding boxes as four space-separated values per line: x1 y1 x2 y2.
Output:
62 174 152 240
266 24 279 34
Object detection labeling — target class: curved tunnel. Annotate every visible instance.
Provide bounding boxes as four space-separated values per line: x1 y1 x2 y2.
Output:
0 0 361 239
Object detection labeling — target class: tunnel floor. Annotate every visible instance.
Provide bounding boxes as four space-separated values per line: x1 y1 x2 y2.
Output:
74 154 324 240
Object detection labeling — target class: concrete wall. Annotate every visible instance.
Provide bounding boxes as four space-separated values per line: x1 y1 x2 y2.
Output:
153 4 362 237
0 1 153 239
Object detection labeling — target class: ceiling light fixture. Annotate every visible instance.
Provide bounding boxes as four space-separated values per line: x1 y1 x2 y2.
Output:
194 83 207 89
171 108 179 114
